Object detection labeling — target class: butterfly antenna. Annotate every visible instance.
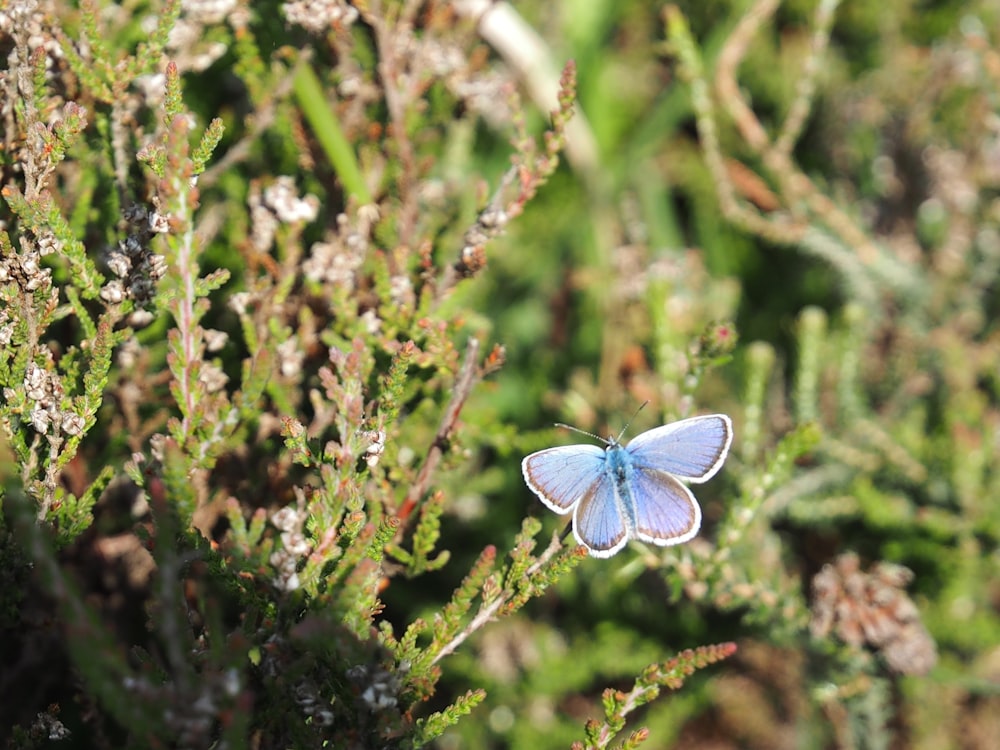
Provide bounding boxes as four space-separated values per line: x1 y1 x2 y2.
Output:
613 400 650 443
553 422 609 444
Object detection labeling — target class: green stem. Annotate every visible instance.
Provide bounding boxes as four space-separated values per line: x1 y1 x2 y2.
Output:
293 63 373 205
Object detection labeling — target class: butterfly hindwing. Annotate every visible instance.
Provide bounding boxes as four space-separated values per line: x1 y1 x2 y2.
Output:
625 414 733 482
629 466 702 546
573 471 629 557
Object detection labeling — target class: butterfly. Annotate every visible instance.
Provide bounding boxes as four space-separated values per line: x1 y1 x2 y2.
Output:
521 414 733 558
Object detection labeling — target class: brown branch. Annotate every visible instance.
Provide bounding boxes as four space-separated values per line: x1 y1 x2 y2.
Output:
714 0 779 153
712 0 880 264
371 0 420 250
776 0 841 156
429 530 565 667
397 337 481 523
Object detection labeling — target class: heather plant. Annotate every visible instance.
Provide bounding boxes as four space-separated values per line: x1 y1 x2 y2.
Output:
1 0 999 749
0 0 733 747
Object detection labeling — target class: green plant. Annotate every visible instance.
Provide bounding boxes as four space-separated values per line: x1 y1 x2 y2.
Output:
0 1 738 747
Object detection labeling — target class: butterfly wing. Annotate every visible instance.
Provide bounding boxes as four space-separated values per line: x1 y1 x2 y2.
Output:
626 414 733 482
521 444 607 514
572 471 629 557
629 466 702 546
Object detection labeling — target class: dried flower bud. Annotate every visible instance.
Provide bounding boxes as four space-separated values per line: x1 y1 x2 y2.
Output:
147 211 171 234
24 362 48 401
362 429 387 467
30 405 51 434
456 244 487 277
61 411 86 436
346 664 401 711
123 203 150 226
36 232 61 256
107 251 132 278
120 235 144 256
100 280 126 304
810 552 937 675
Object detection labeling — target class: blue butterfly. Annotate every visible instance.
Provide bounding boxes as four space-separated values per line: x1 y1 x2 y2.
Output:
522 414 733 558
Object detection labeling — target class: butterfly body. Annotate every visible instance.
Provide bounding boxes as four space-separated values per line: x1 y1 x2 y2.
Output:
522 414 733 558
602 444 639 534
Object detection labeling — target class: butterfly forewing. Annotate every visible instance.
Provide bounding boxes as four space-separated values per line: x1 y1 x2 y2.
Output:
573 473 629 557
521 444 607 513
629 466 702 546
625 414 733 482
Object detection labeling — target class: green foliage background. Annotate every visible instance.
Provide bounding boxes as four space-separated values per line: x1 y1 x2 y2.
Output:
1 0 999 748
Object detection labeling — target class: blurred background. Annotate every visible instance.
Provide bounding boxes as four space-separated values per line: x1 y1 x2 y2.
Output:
419 1 1000 747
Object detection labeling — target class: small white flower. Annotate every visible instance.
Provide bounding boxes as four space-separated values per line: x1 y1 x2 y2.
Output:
183 0 238 25
282 530 312 556
271 506 302 532
283 0 358 34
229 291 251 315
360 309 382 335
270 549 296 574
198 362 229 393
264 177 319 224
23 266 52 291
277 339 304 378
389 275 413 305
204 328 229 352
